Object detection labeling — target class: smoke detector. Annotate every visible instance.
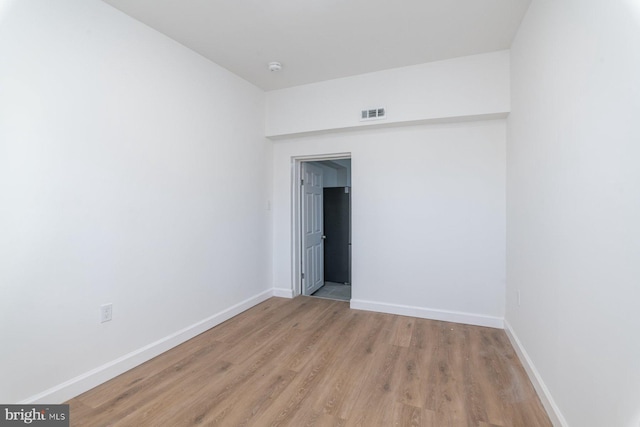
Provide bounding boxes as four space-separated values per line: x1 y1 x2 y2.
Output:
268 62 282 72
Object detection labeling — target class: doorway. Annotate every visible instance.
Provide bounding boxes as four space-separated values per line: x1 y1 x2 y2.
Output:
296 156 352 301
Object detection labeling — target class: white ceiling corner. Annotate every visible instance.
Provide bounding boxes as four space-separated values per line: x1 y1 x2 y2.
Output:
101 0 531 91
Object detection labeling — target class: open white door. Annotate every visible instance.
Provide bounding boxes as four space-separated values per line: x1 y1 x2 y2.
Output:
301 162 324 295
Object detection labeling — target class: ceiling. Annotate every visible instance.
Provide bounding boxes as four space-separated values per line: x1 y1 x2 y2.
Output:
102 0 531 91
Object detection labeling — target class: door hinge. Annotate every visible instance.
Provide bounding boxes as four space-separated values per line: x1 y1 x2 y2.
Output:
301 179 304 186
301 272 305 279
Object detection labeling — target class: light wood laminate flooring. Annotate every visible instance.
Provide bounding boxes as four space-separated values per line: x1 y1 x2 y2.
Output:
67 296 552 426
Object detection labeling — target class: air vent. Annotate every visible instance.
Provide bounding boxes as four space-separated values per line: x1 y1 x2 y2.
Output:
360 107 386 121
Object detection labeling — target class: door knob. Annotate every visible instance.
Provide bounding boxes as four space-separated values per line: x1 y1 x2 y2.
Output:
321 235 326 239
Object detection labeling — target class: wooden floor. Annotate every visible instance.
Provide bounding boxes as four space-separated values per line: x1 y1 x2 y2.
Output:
67 297 552 426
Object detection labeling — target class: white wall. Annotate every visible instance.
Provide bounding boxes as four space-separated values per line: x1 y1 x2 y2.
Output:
313 160 352 188
0 0 271 403
314 163 339 188
272 120 506 326
507 1 640 426
333 159 351 187
266 51 510 137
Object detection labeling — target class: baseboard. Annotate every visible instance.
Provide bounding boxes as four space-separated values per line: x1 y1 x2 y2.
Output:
349 299 504 329
272 287 294 298
21 289 275 404
504 320 568 427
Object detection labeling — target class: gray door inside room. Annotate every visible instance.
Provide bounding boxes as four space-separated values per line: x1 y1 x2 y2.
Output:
323 186 351 284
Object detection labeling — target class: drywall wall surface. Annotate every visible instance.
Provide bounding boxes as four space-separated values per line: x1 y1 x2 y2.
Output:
0 0 271 402
333 159 351 187
507 0 640 426
272 120 506 322
315 163 339 188
265 51 510 137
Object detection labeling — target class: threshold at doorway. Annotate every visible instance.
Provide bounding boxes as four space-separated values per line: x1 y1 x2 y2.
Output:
311 282 351 301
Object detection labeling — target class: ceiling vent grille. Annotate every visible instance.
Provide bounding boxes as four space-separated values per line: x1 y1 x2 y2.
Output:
361 107 386 121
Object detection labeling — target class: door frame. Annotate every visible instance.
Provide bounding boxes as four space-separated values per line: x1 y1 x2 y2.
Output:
291 153 351 297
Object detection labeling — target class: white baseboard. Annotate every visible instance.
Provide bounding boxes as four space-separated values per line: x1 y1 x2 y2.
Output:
21 289 275 404
349 299 504 329
504 320 567 427
272 287 294 298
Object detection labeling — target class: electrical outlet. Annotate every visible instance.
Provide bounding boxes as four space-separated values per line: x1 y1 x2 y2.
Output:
100 303 113 323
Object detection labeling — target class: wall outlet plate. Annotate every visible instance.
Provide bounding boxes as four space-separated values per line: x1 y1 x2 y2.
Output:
100 303 113 323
